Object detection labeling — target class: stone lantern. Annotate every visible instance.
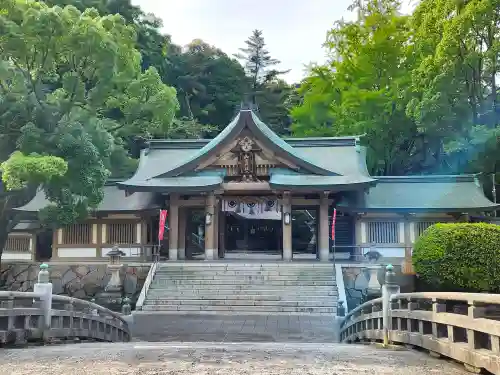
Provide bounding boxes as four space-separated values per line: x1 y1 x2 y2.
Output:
96 244 125 311
105 244 125 292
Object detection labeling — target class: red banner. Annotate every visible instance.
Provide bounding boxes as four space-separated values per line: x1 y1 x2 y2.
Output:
331 208 337 240
158 209 168 241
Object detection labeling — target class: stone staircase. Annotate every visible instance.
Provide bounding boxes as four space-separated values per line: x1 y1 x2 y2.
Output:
141 262 338 315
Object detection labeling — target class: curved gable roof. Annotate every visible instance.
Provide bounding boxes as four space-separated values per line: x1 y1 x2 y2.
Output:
152 110 338 178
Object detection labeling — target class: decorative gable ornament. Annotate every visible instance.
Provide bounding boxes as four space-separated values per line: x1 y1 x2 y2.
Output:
237 136 258 182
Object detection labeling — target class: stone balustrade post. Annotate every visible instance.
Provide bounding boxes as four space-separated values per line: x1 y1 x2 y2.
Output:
121 297 131 315
121 297 134 328
90 298 98 316
33 263 53 336
337 301 346 317
382 264 400 347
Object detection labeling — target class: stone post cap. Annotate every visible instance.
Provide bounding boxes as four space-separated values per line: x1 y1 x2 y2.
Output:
37 263 50 283
385 263 397 285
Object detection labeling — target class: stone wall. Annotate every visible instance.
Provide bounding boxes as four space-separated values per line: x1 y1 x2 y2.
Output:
342 265 414 311
0 262 150 305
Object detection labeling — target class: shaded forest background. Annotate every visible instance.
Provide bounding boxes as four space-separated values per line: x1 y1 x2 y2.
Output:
0 0 498 255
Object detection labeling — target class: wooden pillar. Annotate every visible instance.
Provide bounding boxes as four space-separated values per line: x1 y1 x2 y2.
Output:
282 192 292 261
178 208 186 260
204 193 216 260
219 211 226 258
213 199 219 259
402 215 414 274
168 193 179 261
319 192 330 262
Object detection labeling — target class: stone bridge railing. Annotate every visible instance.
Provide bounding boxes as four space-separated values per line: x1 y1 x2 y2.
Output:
0 264 131 345
339 266 500 374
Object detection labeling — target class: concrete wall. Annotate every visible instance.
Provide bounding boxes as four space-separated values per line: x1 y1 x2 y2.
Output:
0 262 150 304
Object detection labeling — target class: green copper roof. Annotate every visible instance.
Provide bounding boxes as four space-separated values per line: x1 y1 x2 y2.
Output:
269 174 375 191
119 111 370 192
151 110 336 178
118 176 222 192
337 175 499 212
15 184 159 213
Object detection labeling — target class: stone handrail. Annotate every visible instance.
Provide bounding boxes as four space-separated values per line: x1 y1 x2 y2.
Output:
136 260 158 310
0 290 131 345
340 285 500 374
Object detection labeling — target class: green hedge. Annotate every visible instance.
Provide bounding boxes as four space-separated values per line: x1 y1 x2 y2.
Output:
412 223 500 293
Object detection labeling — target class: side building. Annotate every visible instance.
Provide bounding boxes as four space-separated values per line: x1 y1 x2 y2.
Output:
7 108 499 271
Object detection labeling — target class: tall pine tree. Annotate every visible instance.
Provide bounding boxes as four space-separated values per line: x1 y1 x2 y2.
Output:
234 30 288 104
235 30 292 134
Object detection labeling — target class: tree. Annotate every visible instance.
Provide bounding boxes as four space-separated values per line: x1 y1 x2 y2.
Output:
235 30 284 99
235 30 292 135
413 223 500 292
291 0 499 179
407 0 500 175
292 0 434 175
165 39 247 135
0 1 179 260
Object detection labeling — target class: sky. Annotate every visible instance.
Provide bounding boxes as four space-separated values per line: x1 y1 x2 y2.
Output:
132 0 414 83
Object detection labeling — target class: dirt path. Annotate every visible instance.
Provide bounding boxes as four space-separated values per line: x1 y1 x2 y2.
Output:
0 342 468 375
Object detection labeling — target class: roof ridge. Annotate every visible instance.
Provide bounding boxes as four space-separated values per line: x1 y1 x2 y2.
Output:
375 175 478 183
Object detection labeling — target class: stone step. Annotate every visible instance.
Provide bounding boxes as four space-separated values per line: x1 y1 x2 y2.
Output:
146 296 337 306
155 269 334 274
141 304 337 314
144 299 337 307
155 272 335 279
154 274 334 280
146 290 337 297
149 262 337 316
147 288 337 295
147 290 337 295
153 277 336 286
154 270 334 274
157 263 334 268
149 286 337 293
146 290 338 297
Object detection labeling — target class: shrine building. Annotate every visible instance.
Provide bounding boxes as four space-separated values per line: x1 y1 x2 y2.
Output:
7 108 499 269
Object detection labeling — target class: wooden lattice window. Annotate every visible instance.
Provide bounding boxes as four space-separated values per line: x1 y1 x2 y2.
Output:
415 221 437 238
106 222 136 244
62 224 92 244
367 221 400 244
3 235 30 252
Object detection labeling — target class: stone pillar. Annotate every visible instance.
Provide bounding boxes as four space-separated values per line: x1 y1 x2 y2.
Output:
34 263 53 332
382 264 400 347
319 193 330 262
282 192 292 261
178 208 186 260
204 193 216 260
168 194 179 261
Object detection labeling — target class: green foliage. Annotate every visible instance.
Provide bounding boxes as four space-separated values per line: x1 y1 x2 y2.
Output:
235 30 292 135
291 0 499 177
165 39 247 134
1 151 67 190
413 223 500 292
0 0 179 235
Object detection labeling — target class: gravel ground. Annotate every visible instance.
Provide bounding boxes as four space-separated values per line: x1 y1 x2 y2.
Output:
0 342 468 375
